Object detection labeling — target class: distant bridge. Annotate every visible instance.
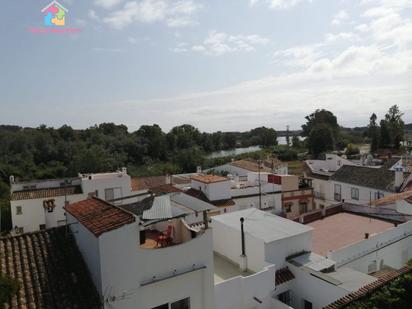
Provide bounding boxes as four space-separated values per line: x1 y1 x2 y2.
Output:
276 130 302 137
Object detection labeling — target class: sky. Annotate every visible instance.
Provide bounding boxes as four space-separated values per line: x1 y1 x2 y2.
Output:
0 0 411 132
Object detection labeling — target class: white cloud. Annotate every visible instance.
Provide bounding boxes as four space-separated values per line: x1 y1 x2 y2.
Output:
88 9 100 21
128 37 137 44
103 0 202 29
325 32 360 42
94 0 125 9
251 0 309 10
332 10 349 25
188 31 269 56
171 42 189 53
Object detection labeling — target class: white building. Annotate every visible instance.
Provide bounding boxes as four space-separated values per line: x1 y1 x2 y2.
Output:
305 156 408 208
211 205 412 309
9 168 133 233
186 174 283 217
211 159 288 178
66 195 216 309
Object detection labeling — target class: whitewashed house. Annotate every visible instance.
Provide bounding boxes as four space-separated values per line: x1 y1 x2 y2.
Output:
185 174 283 216
329 159 406 205
66 195 216 309
304 154 357 208
211 204 412 309
9 168 133 233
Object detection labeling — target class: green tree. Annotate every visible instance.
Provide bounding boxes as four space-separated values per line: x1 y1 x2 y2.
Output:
385 105 405 149
301 109 339 140
379 119 391 149
0 275 19 304
368 113 379 152
307 124 335 157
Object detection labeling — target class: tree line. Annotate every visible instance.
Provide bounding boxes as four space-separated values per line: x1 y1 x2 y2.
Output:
302 105 407 157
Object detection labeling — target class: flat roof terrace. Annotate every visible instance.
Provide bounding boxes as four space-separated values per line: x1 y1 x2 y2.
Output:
213 253 254 284
308 212 395 256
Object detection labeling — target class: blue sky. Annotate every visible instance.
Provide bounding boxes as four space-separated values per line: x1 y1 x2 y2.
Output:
0 0 411 132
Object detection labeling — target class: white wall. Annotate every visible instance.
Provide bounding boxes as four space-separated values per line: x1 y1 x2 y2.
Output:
81 172 132 202
233 193 282 213
331 180 391 205
264 233 312 268
287 264 348 309
67 212 102 293
11 193 84 233
191 179 231 201
83 222 216 309
215 264 276 309
328 220 412 272
211 217 268 273
311 178 334 207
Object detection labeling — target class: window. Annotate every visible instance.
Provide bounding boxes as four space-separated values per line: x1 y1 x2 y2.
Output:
334 184 342 201
171 298 190 309
151 298 190 309
284 203 292 213
374 191 384 200
351 188 359 200
16 206 22 215
278 291 291 305
105 188 114 201
43 199 56 213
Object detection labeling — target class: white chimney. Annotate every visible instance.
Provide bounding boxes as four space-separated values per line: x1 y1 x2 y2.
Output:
165 174 172 185
9 175 15 184
395 166 404 191
196 166 202 174
122 167 127 175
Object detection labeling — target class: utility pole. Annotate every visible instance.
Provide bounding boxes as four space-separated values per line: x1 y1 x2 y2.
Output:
258 157 262 209
286 125 290 147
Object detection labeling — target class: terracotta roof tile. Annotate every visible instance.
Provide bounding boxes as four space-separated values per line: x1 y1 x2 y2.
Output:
11 186 82 201
65 198 135 237
0 227 101 308
191 174 229 184
131 176 190 191
324 266 412 309
275 267 295 285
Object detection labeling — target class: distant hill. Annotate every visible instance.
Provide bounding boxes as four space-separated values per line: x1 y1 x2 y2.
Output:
406 123 412 131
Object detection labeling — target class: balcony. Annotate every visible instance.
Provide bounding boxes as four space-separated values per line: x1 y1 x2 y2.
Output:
139 218 204 250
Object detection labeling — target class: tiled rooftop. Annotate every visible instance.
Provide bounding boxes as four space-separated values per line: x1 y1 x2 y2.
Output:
275 267 295 285
65 197 135 237
11 185 82 201
229 159 272 173
308 212 394 256
191 174 229 184
0 227 101 308
131 175 190 191
325 266 412 309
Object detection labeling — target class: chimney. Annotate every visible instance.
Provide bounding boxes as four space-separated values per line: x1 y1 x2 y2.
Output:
122 167 127 175
196 166 202 174
394 166 404 191
9 175 15 185
165 174 172 185
239 217 248 271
